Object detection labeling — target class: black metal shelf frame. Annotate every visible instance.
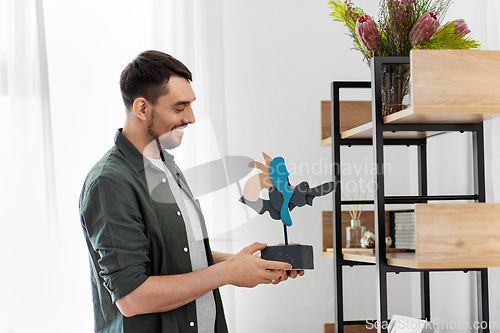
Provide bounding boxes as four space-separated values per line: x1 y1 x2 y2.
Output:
330 57 490 333
341 195 479 205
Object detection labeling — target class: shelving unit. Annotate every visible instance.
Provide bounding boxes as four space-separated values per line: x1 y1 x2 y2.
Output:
324 203 500 269
324 50 500 333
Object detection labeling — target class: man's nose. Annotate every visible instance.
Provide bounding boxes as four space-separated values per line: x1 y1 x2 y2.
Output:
183 105 195 124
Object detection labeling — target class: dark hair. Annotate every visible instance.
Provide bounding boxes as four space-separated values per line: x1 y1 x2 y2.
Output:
120 50 192 111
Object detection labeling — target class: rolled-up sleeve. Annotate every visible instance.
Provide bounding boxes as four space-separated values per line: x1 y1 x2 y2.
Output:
81 176 150 302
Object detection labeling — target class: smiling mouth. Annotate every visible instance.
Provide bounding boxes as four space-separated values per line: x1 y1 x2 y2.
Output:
172 124 187 135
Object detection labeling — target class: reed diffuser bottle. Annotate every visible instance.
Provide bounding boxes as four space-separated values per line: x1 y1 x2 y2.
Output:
346 219 366 248
342 190 367 248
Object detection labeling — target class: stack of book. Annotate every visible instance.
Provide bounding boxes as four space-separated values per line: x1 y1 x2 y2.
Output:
394 211 415 250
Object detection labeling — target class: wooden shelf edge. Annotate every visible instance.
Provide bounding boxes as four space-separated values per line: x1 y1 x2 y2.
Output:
322 251 500 269
324 323 374 333
340 122 373 139
337 105 448 139
385 106 500 124
321 102 500 143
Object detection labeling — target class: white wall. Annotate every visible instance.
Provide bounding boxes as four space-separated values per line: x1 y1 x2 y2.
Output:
215 0 500 332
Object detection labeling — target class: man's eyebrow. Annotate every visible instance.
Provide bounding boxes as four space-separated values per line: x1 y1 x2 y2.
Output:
174 97 196 106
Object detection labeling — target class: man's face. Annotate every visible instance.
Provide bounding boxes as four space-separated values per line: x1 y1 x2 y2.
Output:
147 76 196 150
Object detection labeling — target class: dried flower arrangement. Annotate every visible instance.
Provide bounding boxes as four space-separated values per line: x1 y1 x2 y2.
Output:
329 0 481 65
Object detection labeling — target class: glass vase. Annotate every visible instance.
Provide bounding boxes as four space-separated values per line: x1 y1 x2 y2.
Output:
381 64 411 116
346 220 366 248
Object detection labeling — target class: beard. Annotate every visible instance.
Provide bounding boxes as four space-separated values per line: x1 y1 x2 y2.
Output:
147 107 184 150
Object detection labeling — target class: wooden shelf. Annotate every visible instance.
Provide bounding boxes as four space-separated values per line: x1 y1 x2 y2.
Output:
323 251 500 269
321 101 443 143
325 51 500 329
322 203 500 269
340 106 447 140
321 50 500 144
322 210 390 251
321 102 500 144
324 323 372 333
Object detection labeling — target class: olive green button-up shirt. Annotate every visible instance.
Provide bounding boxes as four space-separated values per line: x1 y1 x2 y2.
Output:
79 129 228 333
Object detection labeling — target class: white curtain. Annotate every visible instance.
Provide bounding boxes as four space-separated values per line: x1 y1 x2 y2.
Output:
0 0 63 332
0 0 238 332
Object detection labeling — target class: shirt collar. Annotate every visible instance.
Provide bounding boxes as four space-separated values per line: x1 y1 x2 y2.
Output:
114 129 177 173
114 129 149 172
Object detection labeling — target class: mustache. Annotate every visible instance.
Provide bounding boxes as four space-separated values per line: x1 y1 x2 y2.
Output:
171 123 189 131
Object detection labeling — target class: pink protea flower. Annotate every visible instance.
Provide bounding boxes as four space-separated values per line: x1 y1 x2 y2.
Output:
355 15 381 53
409 12 440 46
452 19 471 36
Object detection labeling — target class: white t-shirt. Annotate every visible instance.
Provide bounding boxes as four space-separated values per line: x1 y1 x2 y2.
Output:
147 157 216 332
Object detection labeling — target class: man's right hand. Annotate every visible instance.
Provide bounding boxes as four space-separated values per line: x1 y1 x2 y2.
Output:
116 242 293 317
222 242 292 288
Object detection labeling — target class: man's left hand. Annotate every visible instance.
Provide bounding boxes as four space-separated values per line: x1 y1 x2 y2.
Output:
270 242 305 284
272 268 305 284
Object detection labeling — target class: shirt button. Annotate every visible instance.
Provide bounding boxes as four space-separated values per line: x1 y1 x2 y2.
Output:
189 322 195 327
184 247 188 253
161 178 167 183
177 211 181 216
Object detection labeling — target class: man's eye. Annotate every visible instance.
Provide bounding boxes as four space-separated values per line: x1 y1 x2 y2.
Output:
176 108 185 112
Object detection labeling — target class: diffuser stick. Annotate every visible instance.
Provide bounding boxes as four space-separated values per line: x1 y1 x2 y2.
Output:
356 190 369 220
341 192 354 219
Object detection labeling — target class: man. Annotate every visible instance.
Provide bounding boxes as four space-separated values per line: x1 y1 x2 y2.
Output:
79 50 303 333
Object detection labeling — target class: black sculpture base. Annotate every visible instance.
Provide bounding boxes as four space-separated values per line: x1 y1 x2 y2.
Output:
261 244 314 270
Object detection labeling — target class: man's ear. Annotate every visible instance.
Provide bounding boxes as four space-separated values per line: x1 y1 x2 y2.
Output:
132 97 148 122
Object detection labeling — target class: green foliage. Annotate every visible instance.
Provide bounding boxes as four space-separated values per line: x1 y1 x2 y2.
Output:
414 0 452 22
328 0 481 66
328 0 371 64
414 21 481 50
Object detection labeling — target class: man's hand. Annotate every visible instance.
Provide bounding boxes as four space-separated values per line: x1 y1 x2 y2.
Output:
221 242 292 288
269 243 305 285
270 267 306 284
116 242 300 317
